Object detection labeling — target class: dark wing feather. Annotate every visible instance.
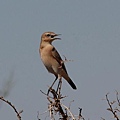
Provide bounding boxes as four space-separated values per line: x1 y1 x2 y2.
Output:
51 47 68 74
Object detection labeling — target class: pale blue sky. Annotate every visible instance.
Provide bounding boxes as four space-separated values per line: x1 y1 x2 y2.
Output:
0 0 120 119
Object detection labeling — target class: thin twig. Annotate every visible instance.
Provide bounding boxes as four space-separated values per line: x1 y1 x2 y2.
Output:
61 103 75 120
40 89 53 99
116 90 120 106
106 93 119 120
68 100 74 109
101 117 106 120
78 108 85 120
62 55 74 63
0 96 23 120
37 111 41 120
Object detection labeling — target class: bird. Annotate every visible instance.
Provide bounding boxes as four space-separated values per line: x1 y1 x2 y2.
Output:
39 31 77 90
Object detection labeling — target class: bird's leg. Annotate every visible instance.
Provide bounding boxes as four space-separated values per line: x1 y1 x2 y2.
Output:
47 76 58 95
56 77 62 97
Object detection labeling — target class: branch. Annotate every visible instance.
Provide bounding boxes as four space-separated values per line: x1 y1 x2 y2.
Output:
116 90 120 106
78 108 85 120
105 93 119 120
0 96 23 120
61 103 75 120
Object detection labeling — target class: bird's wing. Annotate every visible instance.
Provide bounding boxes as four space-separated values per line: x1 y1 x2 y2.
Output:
51 47 68 74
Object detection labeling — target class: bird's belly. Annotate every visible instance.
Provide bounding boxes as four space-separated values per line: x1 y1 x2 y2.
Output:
41 55 60 75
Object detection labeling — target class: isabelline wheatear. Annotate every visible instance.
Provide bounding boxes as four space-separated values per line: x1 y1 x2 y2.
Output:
39 32 77 90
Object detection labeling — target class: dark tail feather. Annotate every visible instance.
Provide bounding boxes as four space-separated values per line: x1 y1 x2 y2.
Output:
67 78 77 90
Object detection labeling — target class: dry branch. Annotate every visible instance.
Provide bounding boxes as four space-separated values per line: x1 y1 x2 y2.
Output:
0 96 23 120
105 93 119 120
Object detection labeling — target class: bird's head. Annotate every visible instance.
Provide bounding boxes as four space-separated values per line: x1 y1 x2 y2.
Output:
41 32 61 43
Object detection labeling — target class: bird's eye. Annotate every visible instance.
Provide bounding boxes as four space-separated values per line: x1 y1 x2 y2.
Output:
46 34 50 37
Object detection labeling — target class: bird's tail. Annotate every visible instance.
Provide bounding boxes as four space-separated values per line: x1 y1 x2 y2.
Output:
61 71 77 89
67 78 77 90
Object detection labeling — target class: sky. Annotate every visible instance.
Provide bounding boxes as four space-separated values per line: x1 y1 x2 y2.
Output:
0 0 120 120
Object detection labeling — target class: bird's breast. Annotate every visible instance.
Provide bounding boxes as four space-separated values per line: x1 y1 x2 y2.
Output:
40 45 60 74
40 46 53 65
40 47 52 58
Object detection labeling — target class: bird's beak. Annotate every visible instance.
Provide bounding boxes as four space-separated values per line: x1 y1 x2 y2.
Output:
53 34 61 40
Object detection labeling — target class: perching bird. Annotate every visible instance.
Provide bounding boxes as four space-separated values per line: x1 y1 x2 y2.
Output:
39 32 77 90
